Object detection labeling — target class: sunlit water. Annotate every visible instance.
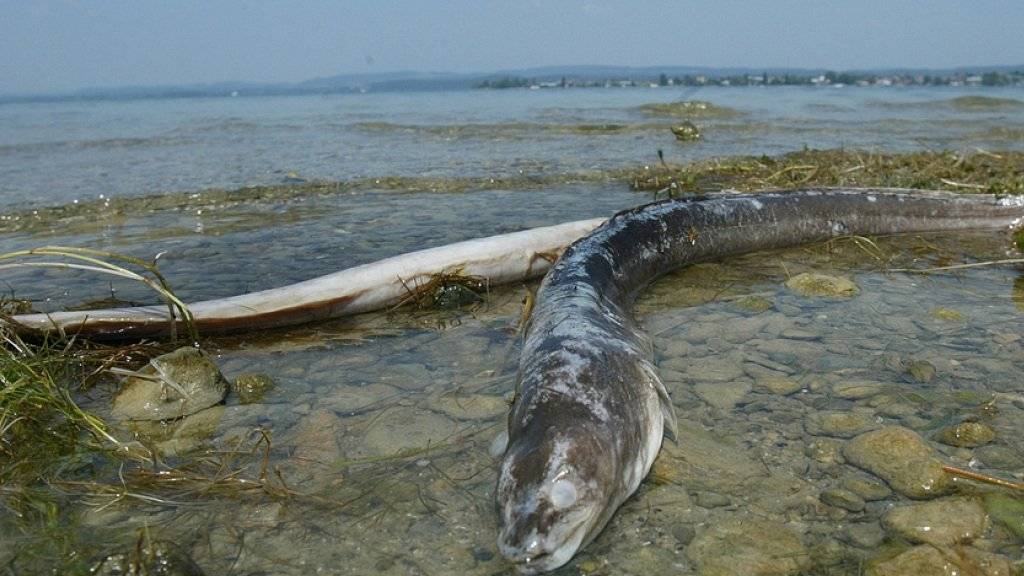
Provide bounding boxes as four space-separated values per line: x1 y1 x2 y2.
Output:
1 86 1023 208
1 88 1023 574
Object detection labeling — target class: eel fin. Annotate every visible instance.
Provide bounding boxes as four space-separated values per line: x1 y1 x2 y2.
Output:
644 362 678 443
489 428 509 459
660 392 678 444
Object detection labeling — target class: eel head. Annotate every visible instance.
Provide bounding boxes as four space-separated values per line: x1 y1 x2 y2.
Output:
496 430 614 574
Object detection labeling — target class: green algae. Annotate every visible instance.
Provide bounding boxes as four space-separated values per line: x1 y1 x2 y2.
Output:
872 95 1024 111
948 95 1024 110
630 149 1024 195
982 493 1024 540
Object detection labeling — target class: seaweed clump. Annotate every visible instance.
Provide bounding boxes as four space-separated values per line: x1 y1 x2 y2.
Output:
630 148 1024 195
638 100 743 119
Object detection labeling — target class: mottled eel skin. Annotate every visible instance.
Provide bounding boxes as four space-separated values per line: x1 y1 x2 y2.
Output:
496 189 1024 573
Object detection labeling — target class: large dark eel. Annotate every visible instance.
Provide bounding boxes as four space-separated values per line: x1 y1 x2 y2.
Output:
496 188 1024 573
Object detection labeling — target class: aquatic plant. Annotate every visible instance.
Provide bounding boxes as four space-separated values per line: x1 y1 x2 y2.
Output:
631 148 1024 195
0 245 197 343
637 100 744 118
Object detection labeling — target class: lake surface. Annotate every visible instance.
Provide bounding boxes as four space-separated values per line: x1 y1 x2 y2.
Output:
1 87 1023 575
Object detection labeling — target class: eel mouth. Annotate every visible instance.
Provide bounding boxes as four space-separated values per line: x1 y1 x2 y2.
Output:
498 522 589 574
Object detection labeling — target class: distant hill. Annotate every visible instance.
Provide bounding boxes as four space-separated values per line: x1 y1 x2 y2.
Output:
3 64 1022 104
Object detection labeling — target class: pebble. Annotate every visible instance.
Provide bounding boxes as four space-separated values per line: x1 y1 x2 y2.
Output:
982 493 1024 539
363 406 457 455
754 374 803 396
929 307 967 322
820 488 865 512
805 438 845 465
323 382 399 413
687 517 807 576
732 295 773 313
694 381 751 411
974 445 1024 470
672 524 696 545
91 540 205 576
805 411 880 438
843 522 885 549
427 392 507 420
868 545 1012 576
882 497 988 546
663 354 745 382
831 381 885 400
936 421 996 448
904 360 936 383
380 362 434 391
694 491 731 508
231 373 276 404
843 426 951 499
841 476 892 501
785 273 859 298
779 327 820 341
288 409 344 464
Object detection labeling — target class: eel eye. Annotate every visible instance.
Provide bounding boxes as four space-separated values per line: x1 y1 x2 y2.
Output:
550 479 578 509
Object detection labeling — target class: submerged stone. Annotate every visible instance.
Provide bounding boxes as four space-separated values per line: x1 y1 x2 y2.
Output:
904 360 936 383
91 539 205 576
686 517 807 576
427 392 507 420
882 497 988 546
694 381 751 411
974 445 1024 470
363 406 457 455
231 373 276 404
806 411 879 438
732 295 773 313
820 488 865 512
936 421 996 448
112 347 227 421
982 493 1024 539
127 405 225 456
831 381 885 400
867 545 1012 576
930 307 967 322
785 273 858 298
671 121 701 141
843 426 951 499
841 475 892 501
753 374 802 396
843 522 885 549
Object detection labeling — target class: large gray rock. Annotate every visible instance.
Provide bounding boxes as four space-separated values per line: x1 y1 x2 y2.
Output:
112 347 227 421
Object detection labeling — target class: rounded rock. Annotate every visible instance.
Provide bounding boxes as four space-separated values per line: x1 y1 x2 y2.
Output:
112 347 227 421
936 421 996 448
843 426 951 499
882 497 988 546
785 273 858 298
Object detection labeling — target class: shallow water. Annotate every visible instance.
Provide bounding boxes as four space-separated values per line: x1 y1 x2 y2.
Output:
2 86 1023 209
2 88 1024 574
4 226 1024 574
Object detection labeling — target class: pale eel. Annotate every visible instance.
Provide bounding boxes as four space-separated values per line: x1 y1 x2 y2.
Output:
496 189 1024 573
8 218 605 339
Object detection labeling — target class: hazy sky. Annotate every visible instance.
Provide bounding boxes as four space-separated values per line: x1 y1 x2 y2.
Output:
2 0 1023 94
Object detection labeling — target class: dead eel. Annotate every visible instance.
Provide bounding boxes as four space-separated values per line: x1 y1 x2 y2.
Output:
496 188 1024 573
